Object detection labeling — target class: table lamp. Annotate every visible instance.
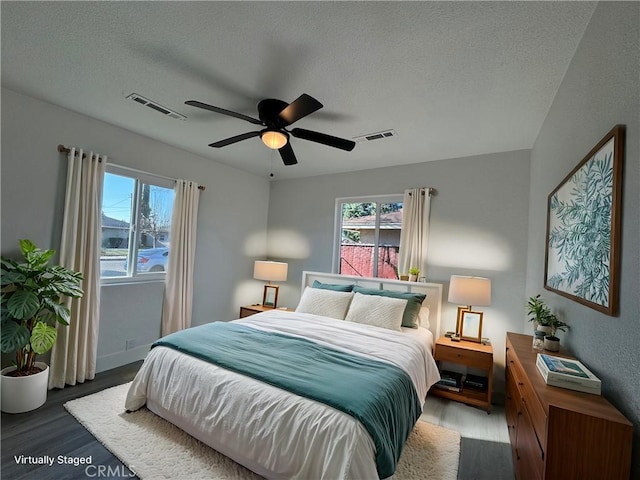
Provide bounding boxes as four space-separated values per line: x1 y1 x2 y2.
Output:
448 275 491 342
253 260 288 309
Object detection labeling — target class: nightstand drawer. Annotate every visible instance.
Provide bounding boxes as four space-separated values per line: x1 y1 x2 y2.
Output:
436 344 492 369
239 307 258 318
239 305 295 318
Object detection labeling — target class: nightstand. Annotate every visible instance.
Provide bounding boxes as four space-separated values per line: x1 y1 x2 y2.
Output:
239 305 294 318
431 336 494 413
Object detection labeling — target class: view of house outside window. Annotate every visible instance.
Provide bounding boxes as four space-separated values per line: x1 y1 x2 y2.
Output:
100 167 174 281
335 196 403 279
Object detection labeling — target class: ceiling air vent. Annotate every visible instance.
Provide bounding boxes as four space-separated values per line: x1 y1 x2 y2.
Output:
126 93 187 120
353 129 397 143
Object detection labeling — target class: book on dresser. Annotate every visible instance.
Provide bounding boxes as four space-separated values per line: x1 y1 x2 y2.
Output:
536 353 601 395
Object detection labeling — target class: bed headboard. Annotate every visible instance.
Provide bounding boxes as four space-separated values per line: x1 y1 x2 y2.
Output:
301 271 443 339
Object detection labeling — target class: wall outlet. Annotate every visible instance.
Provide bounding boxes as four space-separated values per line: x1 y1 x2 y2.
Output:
125 339 136 350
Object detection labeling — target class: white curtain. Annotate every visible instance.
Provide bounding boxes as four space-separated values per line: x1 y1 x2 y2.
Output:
49 148 106 389
162 180 200 336
398 188 432 277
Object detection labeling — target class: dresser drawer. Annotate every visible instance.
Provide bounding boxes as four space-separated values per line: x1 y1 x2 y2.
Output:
506 345 547 446
436 343 492 369
520 377 547 448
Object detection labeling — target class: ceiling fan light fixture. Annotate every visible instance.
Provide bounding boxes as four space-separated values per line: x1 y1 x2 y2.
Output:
261 130 288 149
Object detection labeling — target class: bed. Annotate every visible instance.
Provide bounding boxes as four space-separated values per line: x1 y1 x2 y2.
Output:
125 271 443 479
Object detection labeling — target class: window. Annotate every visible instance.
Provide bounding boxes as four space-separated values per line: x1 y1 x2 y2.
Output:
100 165 175 282
333 195 403 279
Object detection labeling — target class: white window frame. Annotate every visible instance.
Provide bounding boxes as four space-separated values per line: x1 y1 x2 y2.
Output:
332 194 403 277
101 164 175 285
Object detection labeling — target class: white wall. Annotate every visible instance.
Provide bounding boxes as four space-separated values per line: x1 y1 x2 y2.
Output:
526 2 639 475
1 88 271 372
267 149 531 396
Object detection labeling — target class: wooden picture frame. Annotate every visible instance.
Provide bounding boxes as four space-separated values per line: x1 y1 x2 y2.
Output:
460 310 483 343
262 285 279 308
455 306 470 336
544 125 625 316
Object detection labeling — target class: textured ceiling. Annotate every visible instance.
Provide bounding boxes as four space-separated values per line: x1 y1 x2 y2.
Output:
1 1 595 180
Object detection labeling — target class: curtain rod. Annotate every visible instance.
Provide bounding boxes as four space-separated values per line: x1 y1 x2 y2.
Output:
57 144 206 191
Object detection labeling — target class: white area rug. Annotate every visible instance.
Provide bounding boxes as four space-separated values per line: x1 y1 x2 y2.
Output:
65 383 460 480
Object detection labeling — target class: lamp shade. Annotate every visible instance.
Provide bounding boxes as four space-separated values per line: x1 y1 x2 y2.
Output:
253 261 288 282
448 275 491 306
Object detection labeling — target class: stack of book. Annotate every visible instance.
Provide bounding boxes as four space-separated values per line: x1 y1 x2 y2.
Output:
463 373 488 392
434 370 463 392
536 353 601 395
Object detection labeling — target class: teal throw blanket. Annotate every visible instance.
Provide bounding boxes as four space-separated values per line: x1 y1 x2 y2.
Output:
153 322 422 478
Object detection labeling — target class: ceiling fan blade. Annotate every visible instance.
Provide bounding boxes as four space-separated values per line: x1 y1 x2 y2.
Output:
279 142 298 165
208 131 261 148
185 100 263 125
278 94 323 126
290 128 356 151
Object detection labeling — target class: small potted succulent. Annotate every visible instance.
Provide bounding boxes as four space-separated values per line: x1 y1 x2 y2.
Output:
409 267 420 282
1 239 83 413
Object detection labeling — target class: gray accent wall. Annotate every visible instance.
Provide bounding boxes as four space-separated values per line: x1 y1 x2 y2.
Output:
268 149 531 395
526 2 639 474
1 88 270 372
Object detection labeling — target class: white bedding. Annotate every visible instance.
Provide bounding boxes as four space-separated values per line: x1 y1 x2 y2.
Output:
125 310 440 480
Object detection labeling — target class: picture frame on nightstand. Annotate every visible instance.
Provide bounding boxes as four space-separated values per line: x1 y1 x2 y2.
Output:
262 284 279 308
460 311 483 343
455 306 470 335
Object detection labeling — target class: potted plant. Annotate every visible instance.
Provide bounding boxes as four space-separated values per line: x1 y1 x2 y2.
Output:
527 294 552 333
409 267 420 282
526 294 569 352
543 314 570 352
1 239 83 413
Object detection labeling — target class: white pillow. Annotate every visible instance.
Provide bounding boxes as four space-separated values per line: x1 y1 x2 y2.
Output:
295 287 354 320
418 306 431 329
344 292 407 331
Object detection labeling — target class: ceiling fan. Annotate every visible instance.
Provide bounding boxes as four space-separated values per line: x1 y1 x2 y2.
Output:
185 94 356 166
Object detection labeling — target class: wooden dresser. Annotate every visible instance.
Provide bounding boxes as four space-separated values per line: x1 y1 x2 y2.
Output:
505 332 632 480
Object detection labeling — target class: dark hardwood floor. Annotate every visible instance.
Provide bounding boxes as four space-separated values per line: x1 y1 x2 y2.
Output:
1 362 142 480
2 361 513 479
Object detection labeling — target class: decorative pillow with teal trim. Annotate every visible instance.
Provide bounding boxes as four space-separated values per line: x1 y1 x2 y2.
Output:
312 280 354 292
352 286 426 328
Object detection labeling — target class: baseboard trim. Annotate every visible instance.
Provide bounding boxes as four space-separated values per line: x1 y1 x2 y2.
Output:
96 344 151 373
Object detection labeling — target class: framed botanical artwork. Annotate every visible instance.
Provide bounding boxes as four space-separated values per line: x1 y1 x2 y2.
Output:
460 311 483 343
544 125 625 316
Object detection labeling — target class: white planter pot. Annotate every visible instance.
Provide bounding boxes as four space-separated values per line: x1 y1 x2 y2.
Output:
544 337 560 352
1 362 49 413
409 275 418 282
537 325 553 336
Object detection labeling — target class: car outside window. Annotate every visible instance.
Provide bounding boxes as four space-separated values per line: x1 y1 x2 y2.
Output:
101 165 174 283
